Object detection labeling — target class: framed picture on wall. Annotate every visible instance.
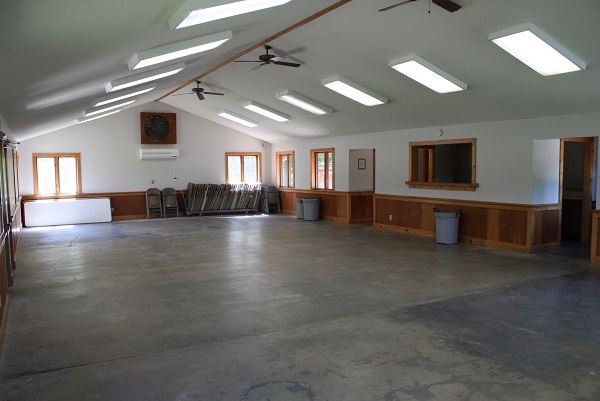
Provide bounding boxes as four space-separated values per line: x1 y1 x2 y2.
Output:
140 112 176 144
358 158 366 170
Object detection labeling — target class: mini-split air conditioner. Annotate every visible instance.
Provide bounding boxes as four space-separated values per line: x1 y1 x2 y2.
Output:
139 148 179 160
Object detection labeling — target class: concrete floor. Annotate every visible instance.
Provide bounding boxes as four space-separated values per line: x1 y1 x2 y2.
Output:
1 215 599 401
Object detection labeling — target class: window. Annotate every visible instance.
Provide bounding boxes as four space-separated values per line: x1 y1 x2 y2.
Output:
226 152 262 184
311 148 334 190
33 153 82 195
276 151 295 188
406 138 478 191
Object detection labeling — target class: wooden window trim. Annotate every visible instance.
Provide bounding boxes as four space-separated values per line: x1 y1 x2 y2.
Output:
33 153 82 196
406 138 478 191
276 150 295 188
311 148 335 191
225 152 262 184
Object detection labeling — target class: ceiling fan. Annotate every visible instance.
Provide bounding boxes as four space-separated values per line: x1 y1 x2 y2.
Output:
234 45 301 70
174 81 224 101
379 0 461 12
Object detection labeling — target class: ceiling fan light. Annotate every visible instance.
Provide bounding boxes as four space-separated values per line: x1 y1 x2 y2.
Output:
488 23 586 76
244 102 290 122
389 54 467 93
322 76 387 106
218 110 259 127
77 108 123 124
128 30 233 70
85 98 137 117
276 90 332 115
94 83 156 107
105 63 185 92
169 0 292 30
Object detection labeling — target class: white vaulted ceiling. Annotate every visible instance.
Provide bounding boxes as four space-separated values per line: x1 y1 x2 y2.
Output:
1 0 599 143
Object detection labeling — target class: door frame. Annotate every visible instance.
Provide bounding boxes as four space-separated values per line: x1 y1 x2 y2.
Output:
559 137 594 244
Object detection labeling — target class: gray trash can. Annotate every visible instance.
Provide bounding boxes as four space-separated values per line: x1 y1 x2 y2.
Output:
303 198 320 221
296 198 304 219
433 208 461 244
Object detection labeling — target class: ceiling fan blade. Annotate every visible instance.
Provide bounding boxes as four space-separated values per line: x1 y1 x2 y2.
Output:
273 61 301 68
196 92 205 100
234 60 262 63
432 0 461 12
251 63 266 71
204 91 224 96
173 93 193 96
270 47 306 65
378 0 417 12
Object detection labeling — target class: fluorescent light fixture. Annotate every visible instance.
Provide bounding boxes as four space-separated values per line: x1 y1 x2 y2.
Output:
169 0 292 30
128 30 233 70
77 108 123 124
94 83 156 107
218 110 259 127
488 23 586 76
276 90 332 115
84 98 137 117
389 54 467 93
244 101 290 122
322 76 387 106
105 63 185 92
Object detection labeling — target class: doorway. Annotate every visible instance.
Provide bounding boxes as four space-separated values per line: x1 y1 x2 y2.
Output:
560 137 596 245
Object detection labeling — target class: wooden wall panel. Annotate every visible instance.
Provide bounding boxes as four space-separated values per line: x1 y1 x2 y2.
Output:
596 217 600 259
375 199 394 225
22 191 191 221
110 193 147 220
23 192 148 221
19 190 569 256
296 192 342 222
282 190 373 224
350 194 373 223
279 190 296 213
486 209 500 242
460 206 487 240
421 203 436 232
10 203 22 267
0 237 9 357
434 204 487 240
498 209 528 246
21 190 373 223
374 194 560 253
590 210 600 266
329 193 345 219
398 200 422 230
540 210 560 245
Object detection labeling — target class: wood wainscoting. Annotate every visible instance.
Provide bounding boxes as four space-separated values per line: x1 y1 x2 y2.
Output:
22 191 187 223
591 210 600 266
22 190 372 223
279 189 373 224
374 194 561 253
0 234 9 355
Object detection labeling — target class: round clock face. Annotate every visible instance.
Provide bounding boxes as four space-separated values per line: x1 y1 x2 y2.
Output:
144 115 169 140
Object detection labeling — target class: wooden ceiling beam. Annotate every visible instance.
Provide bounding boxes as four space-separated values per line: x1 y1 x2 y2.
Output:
156 0 352 101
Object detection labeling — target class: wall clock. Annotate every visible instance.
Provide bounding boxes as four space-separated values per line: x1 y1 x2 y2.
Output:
140 112 176 144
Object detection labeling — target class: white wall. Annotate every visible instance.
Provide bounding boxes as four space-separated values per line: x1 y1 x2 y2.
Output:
271 112 600 205
349 149 374 191
18 105 600 205
18 103 271 195
532 139 560 204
